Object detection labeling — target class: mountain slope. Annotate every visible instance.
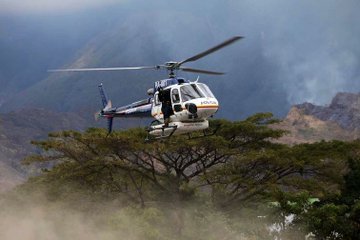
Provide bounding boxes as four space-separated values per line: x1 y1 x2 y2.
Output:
1 16 172 114
274 92 360 144
0 109 89 192
295 92 360 130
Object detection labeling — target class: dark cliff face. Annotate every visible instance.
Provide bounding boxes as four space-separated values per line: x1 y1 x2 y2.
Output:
272 92 360 144
295 92 360 130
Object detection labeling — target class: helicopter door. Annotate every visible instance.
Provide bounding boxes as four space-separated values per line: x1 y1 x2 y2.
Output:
171 88 182 112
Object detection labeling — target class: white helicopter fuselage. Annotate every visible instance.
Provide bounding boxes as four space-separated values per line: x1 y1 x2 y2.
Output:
149 81 219 136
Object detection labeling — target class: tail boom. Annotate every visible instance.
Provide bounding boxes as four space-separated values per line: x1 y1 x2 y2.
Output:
97 84 153 134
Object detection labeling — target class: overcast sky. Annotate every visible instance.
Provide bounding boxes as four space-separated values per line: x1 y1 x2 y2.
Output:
0 0 126 14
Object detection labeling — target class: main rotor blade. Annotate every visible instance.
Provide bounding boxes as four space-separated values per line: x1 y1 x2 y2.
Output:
180 67 224 75
179 36 244 66
48 66 159 73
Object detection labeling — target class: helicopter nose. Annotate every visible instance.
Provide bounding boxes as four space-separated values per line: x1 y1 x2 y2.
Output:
196 99 219 117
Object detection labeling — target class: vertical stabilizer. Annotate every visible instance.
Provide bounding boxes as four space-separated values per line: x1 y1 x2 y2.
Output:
98 83 109 108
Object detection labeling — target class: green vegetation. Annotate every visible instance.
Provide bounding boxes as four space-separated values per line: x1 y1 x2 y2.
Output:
3 113 360 239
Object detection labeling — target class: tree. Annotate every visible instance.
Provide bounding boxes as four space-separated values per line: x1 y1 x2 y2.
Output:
22 113 287 236
269 141 360 239
23 113 285 206
23 113 359 238
304 156 360 239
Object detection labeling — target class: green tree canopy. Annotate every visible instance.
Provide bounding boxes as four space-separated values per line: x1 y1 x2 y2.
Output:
20 113 360 239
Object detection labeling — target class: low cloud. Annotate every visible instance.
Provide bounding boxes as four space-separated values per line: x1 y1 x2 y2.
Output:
0 0 127 15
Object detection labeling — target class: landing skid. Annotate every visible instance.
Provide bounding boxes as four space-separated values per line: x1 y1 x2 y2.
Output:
186 123 221 140
144 121 221 142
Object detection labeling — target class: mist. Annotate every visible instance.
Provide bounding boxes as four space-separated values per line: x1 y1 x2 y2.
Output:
0 187 305 240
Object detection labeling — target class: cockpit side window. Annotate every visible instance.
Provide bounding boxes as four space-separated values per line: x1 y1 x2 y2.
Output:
191 84 204 97
180 84 204 102
172 89 180 103
197 83 215 98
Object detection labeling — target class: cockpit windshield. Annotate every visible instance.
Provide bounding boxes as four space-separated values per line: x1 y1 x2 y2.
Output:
180 84 205 101
197 83 215 98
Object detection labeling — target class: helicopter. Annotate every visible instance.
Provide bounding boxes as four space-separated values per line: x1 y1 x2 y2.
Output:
49 36 243 140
